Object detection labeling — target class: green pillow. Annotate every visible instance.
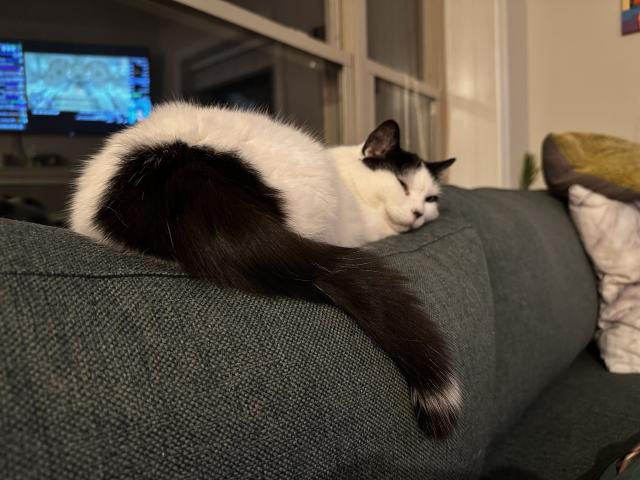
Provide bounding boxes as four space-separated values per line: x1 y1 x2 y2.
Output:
543 132 640 202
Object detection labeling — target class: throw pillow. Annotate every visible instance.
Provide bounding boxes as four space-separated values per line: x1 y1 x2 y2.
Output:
568 184 640 373
543 132 640 202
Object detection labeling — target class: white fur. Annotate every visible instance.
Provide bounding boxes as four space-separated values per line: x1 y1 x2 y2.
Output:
70 102 443 248
425 377 462 414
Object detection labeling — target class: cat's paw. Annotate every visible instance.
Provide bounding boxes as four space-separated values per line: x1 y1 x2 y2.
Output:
411 376 462 438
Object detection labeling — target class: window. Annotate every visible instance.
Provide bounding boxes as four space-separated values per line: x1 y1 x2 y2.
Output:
367 0 424 78
0 0 444 218
375 79 433 159
172 0 445 151
224 0 327 41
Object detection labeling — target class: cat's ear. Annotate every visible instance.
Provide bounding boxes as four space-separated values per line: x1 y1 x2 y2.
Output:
362 120 400 158
425 158 456 178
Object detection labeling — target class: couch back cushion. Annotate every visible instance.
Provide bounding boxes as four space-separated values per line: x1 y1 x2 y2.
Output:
445 187 599 437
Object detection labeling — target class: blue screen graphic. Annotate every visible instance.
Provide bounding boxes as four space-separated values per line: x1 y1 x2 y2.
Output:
0 42 28 131
0 41 151 133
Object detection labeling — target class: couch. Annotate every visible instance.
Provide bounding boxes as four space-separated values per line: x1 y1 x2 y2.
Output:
1 186 639 479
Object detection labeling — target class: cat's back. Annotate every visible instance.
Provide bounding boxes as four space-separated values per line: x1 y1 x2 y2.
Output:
108 103 321 165
73 102 338 242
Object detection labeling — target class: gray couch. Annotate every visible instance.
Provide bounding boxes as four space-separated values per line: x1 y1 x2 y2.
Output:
1 187 639 480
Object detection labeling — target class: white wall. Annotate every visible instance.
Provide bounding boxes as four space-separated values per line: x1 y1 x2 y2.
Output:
444 0 504 188
446 0 640 190
527 0 640 173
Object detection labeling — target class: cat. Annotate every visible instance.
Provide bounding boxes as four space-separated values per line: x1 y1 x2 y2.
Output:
70 101 460 438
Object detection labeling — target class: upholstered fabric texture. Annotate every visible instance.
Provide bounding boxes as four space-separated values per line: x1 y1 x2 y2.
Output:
483 349 640 480
568 185 640 373
543 132 640 202
0 187 600 479
444 188 599 437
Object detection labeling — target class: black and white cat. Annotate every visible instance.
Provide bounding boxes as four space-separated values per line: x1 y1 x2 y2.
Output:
70 102 460 437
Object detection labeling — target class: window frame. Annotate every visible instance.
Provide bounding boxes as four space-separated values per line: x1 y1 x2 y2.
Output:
172 0 445 158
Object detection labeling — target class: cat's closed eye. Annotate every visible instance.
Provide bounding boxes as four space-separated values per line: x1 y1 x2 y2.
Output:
425 195 439 203
397 178 409 195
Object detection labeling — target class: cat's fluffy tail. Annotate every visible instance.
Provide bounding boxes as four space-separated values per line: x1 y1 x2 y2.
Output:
89 141 461 438
310 247 461 437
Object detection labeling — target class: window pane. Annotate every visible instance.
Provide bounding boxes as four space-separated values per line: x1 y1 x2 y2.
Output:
367 0 423 78
0 0 341 219
225 0 327 41
375 79 432 159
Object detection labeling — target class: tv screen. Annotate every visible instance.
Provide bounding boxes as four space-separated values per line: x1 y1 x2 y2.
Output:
0 40 151 134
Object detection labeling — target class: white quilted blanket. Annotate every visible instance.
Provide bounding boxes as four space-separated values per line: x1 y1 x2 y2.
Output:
568 184 640 373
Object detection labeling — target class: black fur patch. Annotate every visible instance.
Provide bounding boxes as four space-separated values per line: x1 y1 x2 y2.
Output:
93 140 459 437
95 141 286 265
363 149 423 176
425 157 456 178
361 119 424 175
361 119 456 180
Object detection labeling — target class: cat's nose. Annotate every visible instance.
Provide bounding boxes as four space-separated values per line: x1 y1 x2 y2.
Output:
412 210 423 219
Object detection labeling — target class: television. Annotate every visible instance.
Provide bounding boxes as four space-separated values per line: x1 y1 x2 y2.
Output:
0 40 151 134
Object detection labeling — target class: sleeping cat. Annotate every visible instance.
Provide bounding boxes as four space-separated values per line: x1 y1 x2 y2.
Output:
70 102 460 437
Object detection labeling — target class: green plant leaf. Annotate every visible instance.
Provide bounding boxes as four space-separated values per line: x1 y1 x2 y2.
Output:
519 152 539 190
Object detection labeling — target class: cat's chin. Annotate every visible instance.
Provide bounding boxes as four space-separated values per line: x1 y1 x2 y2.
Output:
387 217 413 233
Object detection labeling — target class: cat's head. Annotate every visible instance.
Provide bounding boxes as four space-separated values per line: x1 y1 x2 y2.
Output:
361 120 455 233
